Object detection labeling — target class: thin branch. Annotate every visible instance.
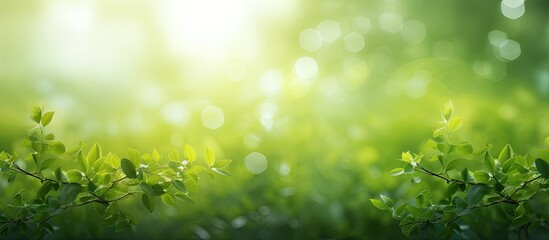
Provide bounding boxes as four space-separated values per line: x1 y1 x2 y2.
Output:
511 175 542 197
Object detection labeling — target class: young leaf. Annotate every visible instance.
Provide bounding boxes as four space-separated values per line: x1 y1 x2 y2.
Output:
401 151 413 163
211 168 231 176
442 101 454 121
76 151 88 172
66 170 83 183
161 194 175 207
87 144 102 163
184 144 196 163
213 159 231 169
60 183 82 205
205 147 215 167
380 194 394 208
388 168 405 176
152 148 160 163
127 148 141 166
41 111 55 127
120 158 137 179
448 117 463 132
141 194 155 213
498 144 513 162
535 158 549 178
30 106 42 123
49 141 66 154
175 193 195 205
370 199 390 210
473 170 490 184
484 151 496 173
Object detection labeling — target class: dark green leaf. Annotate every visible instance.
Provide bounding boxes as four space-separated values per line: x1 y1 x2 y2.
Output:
41 111 55 127
466 184 488 204
443 182 459 200
40 158 58 170
60 183 82 205
461 168 469 182
141 194 155 213
535 158 549 178
140 183 155 196
55 167 63 181
36 181 53 200
120 158 137 179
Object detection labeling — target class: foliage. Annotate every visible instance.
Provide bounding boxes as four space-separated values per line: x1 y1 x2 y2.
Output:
371 102 549 239
0 107 231 239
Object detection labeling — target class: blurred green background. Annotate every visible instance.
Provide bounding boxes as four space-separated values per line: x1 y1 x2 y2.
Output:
1 0 548 239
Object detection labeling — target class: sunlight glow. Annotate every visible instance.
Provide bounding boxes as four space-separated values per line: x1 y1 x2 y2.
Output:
156 0 256 62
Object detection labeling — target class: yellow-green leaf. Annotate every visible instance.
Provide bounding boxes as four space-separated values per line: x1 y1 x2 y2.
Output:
448 117 463 132
41 111 55 127
370 199 390 210
205 147 215 167
161 194 175 207
401 151 413 163
152 148 160 163
184 144 196 163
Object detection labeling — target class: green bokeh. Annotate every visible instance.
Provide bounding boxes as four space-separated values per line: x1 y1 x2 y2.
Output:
1 0 548 239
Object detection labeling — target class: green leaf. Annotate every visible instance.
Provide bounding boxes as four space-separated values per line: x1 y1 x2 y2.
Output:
41 111 55 127
473 170 490 184
40 157 58 170
205 147 215 167
443 182 459 200
141 194 155 213
184 178 199 193
76 151 88 172
446 159 468 171
213 159 231 169
151 148 160 163
511 215 529 227
49 141 65 154
127 148 141 166
55 167 63 181
168 148 179 161
31 106 42 123
175 193 195 205
442 101 454 120
140 183 156 196
498 144 513 162
184 144 196 163
211 168 231 176
535 158 549 178
466 184 488 204
87 144 102 163
454 142 473 155
433 127 446 137
370 199 390 210
403 163 414 174
401 151 413 163
172 180 187 193
379 194 394 208
66 170 83 183
120 158 137 179
36 181 53 199
461 168 469 182
484 151 496 173
447 116 463 132
60 183 82 205
161 194 175 207
388 168 404 176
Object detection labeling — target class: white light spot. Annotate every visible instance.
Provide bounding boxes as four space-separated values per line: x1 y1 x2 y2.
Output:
488 30 508 46
352 16 372 34
226 62 247 81
432 41 455 60
344 32 365 52
405 72 431 99
278 162 291 175
201 106 225 130
299 28 323 52
260 70 284 96
499 39 521 61
379 13 403 33
245 152 268 174
317 20 341 43
162 102 190 126
472 60 507 81
294 57 318 79
138 83 164 108
401 20 427 45
231 217 248 229
501 1 525 19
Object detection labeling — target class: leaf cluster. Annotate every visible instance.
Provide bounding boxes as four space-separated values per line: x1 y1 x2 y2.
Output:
371 102 549 239
0 106 231 239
